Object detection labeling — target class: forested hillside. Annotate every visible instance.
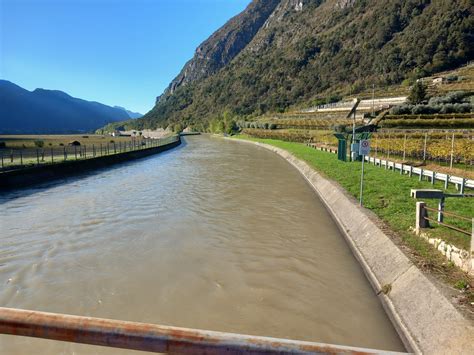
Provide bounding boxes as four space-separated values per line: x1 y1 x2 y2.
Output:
135 0 473 131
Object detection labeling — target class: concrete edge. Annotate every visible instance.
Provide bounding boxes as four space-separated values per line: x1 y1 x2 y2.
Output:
224 137 474 355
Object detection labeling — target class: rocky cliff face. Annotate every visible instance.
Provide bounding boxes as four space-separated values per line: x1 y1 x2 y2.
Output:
160 0 280 101
138 0 473 130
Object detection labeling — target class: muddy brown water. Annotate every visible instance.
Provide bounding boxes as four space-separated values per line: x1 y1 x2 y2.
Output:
0 135 405 353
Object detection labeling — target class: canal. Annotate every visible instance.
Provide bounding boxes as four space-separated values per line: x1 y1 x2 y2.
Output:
0 135 404 353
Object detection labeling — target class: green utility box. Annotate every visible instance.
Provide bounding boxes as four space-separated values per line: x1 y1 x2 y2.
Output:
334 133 347 162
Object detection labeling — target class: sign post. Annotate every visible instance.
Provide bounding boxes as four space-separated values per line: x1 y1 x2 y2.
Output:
359 139 371 206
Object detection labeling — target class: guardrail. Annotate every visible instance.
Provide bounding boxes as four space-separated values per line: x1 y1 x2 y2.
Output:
305 143 473 191
366 156 474 192
0 307 406 354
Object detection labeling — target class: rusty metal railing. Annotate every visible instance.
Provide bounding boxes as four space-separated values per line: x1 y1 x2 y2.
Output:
0 307 406 354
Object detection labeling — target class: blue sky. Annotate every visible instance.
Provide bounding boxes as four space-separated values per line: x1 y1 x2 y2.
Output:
0 0 250 114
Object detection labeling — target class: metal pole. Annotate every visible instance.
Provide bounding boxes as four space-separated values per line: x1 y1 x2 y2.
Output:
423 133 427 162
403 134 406 161
360 154 365 206
387 134 391 161
450 133 454 169
0 307 385 354
372 84 375 116
438 197 445 223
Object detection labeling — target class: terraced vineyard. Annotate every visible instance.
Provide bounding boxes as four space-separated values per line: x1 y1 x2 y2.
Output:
372 131 473 173
241 129 338 145
242 128 473 176
378 113 474 129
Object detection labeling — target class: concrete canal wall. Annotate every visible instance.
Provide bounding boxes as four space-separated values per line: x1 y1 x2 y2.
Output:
0 137 181 190
227 137 474 354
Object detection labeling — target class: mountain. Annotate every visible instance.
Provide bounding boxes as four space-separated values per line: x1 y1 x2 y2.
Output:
114 106 143 119
0 80 133 134
133 0 473 131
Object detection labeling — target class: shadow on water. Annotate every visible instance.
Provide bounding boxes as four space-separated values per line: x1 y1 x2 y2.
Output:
0 138 188 204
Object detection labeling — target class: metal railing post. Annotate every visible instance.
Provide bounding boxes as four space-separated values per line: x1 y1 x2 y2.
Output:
438 197 445 223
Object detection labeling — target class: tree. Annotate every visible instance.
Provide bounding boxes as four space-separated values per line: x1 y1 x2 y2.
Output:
408 81 427 104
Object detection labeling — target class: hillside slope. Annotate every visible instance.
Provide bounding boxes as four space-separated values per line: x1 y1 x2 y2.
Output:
138 0 473 130
0 80 132 134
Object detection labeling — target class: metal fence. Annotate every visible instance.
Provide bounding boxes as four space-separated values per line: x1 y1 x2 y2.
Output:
371 131 473 173
0 135 179 172
305 142 474 191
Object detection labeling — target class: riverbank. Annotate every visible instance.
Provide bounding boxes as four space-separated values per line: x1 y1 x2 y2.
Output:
0 135 181 190
226 135 474 354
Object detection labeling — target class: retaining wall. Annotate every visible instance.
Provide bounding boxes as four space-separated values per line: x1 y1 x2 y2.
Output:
227 137 474 354
0 137 181 190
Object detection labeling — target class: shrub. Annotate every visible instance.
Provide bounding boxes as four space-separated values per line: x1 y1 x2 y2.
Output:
408 81 427 104
0 142 6 148
34 140 45 148
391 105 412 115
446 75 458 82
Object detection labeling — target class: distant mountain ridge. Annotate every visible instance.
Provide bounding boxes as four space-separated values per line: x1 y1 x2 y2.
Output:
0 80 136 134
114 106 143 119
133 0 473 131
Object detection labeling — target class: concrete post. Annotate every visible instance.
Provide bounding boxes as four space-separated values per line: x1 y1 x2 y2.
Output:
416 201 429 235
